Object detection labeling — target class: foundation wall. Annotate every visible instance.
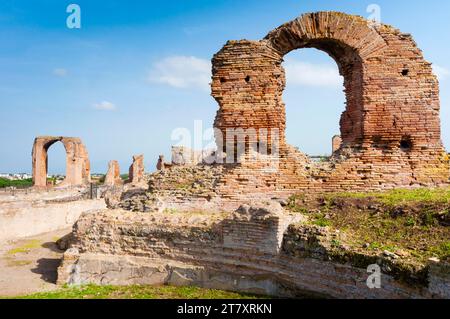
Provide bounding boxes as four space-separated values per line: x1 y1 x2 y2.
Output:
0 192 105 242
58 210 450 299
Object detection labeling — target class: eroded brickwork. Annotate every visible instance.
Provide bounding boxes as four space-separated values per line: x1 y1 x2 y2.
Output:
128 154 145 186
211 12 449 199
332 135 342 154
104 160 122 187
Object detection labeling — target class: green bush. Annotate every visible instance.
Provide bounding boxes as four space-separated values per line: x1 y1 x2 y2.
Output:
0 178 33 189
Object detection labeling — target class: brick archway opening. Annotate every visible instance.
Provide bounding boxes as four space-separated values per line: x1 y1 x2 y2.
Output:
44 140 68 186
282 47 345 156
275 38 365 151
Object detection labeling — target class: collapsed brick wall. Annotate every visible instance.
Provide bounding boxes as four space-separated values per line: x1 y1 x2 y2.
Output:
148 165 224 200
211 12 449 199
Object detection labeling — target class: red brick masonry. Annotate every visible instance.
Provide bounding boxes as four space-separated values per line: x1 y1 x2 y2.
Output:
211 12 449 198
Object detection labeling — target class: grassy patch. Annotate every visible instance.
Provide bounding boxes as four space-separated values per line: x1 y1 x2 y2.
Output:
330 209 449 262
12 284 264 300
6 239 42 255
430 242 450 259
325 187 450 206
286 188 450 263
311 213 332 227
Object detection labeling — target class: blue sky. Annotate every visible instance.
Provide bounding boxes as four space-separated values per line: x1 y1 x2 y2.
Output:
0 0 449 174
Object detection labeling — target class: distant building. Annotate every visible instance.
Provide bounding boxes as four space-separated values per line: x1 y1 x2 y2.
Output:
0 173 32 180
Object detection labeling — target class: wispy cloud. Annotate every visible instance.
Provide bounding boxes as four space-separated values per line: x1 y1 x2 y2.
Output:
93 101 116 111
53 68 68 77
433 64 449 81
148 56 211 91
284 59 343 88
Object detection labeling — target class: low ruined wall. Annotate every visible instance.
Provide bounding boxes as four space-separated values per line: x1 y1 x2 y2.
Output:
58 207 450 299
0 191 106 242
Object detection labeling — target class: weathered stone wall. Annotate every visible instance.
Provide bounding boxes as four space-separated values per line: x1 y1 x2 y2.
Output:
0 189 105 242
428 260 450 298
148 165 224 200
58 206 449 298
32 136 91 188
211 12 449 199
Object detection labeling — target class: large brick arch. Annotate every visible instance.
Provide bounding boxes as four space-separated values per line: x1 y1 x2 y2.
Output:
211 12 449 197
32 136 91 188
264 13 380 146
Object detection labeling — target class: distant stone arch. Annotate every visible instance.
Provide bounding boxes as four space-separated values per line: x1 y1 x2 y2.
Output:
32 136 91 188
211 11 449 195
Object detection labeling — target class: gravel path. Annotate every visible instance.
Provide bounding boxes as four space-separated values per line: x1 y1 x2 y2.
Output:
0 228 70 297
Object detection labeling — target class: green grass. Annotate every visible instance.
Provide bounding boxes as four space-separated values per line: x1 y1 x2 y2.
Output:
311 213 332 227
326 208 449 261
0 178 33 189
325 187 450 206
286 188 450 263
430 242 450 259
6 239 42 255
11 284 264 300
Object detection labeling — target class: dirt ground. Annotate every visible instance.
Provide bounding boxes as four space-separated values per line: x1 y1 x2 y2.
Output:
0 228 70 297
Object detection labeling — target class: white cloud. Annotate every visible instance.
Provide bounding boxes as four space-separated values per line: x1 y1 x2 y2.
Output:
53 68 68 77
284 59 343 88
93 101 116 111
433 64 449 81
148 56 211 91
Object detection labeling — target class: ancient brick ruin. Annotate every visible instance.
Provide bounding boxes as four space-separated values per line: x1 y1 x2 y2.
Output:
211 11 449 199
332 135 342 154
32 136 91 188
104 160 123 187
54 12 450 299
128 154 145 186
